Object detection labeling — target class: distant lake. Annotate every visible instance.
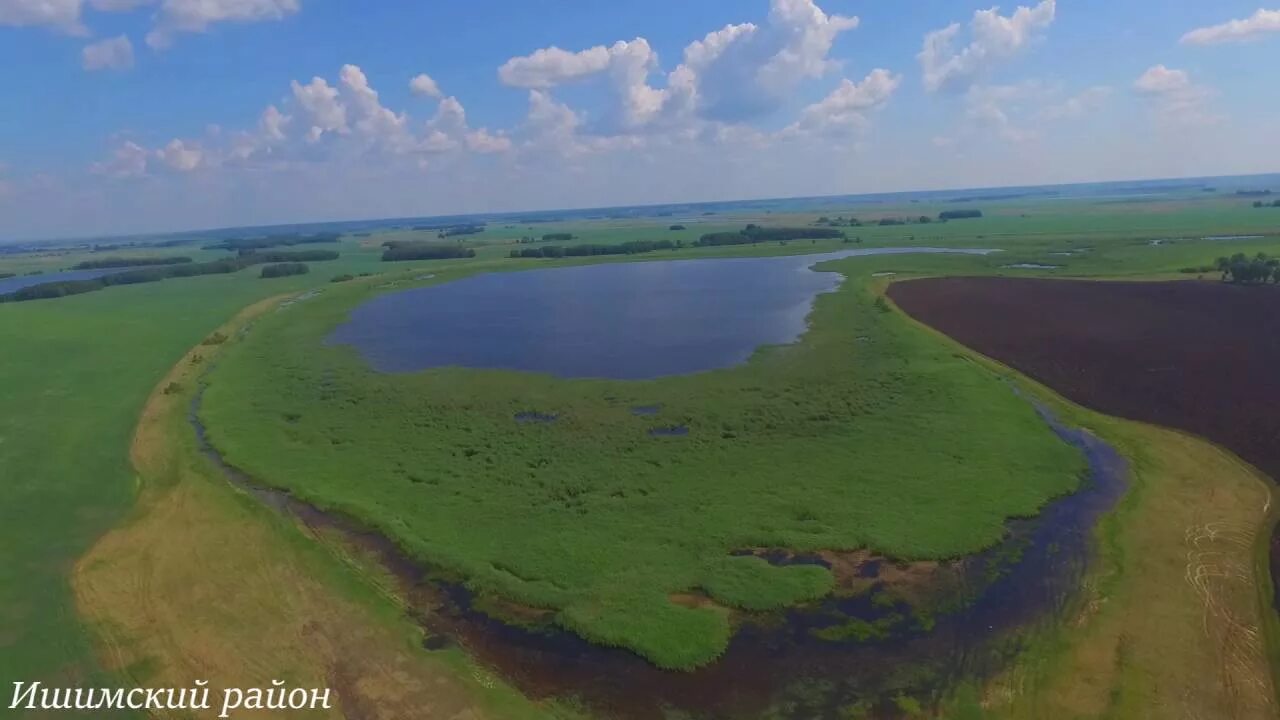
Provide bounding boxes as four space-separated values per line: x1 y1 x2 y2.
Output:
0 268 133 296
327 248 995 380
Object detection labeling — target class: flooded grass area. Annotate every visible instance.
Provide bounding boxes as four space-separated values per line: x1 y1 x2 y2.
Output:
190 363 1126 718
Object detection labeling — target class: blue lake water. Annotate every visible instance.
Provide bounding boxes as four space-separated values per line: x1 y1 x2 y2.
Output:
327 248 995 380
0 268 132 295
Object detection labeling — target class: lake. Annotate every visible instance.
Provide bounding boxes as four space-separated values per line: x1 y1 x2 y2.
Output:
327 248 995 380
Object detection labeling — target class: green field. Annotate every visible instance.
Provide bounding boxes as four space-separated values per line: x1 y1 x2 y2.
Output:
1 187 1279 716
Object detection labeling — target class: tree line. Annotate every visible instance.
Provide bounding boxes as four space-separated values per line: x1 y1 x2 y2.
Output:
1251 200 1280 208
938 209 984 220
510 239 678 259
1216 253 1280 284
696 225 845 247
2 249 339 302
73 256 194 270
204 233 341 252
260 262 310 278
382 243 476 262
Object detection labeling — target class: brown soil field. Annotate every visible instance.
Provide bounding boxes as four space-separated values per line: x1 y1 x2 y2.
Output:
887 276 1280 601
887 277 1280 479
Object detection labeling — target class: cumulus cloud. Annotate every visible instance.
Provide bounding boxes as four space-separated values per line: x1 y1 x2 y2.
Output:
409 73 442 98
497 0 858 129
340 64 416 152
919 0 1056 93
673 0 859 122
0 0 86 34
82 35 134 71
91 140 150 178
786 69 900 135
291 76 348 137
1182 9 1280 45
498 45 613 88
146 0 300 49
157 139 203 171
499 38 664 129
259 104 290 141
1134 65 1219 125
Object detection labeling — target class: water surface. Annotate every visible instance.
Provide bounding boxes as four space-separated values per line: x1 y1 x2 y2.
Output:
328 248 994 379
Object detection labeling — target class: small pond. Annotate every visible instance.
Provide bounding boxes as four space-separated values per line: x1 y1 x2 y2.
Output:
328 248 995 380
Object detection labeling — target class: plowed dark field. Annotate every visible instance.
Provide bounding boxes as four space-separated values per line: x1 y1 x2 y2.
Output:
887 277 1280 601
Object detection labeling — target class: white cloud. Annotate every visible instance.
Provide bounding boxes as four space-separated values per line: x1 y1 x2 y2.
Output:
157 139 203 171
0 0 86 34
499 38 665 130
291 76 348 137
427 96 468 136
409 73 442 98
82 35 134 71
1134 65 1193 95
1134 65 1220 125
259 104 290 141
498 45 613 88
1040 85 1111 120
963 83 1044 143
786 69 900 135
91 141 150 178
497 0 858 129
465 129 512 154
340 64 415 152
673 0 859 122
1181 9 1280 45
146 0 300 49
919 0 1056 93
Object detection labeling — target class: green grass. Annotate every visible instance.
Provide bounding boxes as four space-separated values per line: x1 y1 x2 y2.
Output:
198 251 1087 668
0 242 387 712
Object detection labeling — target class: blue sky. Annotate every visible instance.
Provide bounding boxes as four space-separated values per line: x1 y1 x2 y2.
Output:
0 0 1277 240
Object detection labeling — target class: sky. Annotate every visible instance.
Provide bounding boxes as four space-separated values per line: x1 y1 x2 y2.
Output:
0 1 1278 241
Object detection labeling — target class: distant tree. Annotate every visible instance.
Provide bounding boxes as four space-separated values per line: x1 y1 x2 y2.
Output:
918 216 932 224
669 224 686 231
939 209 984 221
260 262 309 279
1255 201 1266 208
1217 253 1279 284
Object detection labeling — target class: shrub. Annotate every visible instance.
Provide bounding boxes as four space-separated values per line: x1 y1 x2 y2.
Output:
330 274 355 283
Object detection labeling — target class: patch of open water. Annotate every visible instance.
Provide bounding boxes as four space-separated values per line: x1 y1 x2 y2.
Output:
326 248 997 380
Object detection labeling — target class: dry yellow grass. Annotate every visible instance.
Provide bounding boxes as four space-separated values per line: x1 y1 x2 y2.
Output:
985 422 1275 719
72 295 554 720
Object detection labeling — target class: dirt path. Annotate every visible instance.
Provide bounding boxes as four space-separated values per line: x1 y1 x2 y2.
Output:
73 295 550 720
